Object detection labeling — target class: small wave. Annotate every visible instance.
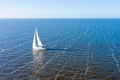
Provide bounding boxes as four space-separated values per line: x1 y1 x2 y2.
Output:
1 48 10 52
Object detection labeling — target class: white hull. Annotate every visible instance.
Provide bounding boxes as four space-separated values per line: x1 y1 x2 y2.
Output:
33 47 46 51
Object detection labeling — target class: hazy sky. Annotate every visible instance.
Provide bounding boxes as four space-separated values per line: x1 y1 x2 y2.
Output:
0 0 120 18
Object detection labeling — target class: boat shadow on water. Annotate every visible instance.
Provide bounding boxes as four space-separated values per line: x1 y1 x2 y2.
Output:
46 48 79 51
32 48 79 54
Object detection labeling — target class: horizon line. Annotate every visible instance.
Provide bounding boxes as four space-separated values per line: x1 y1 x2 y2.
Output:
0 18 120 19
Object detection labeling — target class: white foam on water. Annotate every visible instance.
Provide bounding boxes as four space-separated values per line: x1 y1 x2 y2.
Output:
104 31 120 74
85 53 90 75
107 31 120 74
85 35 91 75
1 48 9 52
111 49 120 73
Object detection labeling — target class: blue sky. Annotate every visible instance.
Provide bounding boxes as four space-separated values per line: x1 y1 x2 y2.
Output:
0 0 120 18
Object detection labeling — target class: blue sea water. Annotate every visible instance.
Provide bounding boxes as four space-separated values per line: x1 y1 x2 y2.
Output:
0 19 120 80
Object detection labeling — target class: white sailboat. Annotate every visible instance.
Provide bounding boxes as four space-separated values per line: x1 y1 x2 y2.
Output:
32 28 45 50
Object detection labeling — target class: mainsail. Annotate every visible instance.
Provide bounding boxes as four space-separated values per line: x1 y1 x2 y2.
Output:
32 32 36 49
32 28 43 50
35 28 43 47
